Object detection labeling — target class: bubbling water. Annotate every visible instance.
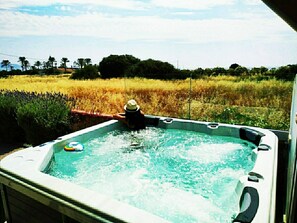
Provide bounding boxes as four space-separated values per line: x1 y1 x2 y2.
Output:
48 127 256 223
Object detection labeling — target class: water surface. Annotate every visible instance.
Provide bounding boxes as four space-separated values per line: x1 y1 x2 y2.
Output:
48 127 256 222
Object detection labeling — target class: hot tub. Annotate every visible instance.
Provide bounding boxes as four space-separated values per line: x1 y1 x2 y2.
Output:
0 116 278 223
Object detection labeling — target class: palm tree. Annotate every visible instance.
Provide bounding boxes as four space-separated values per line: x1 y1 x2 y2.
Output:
85 58 92 65
76 58 85 69
18 56 26 71
60 57 69 73
23 60 30 71
34 61 42 70
48 56 56 68
1 59 11 71
43 61 50 69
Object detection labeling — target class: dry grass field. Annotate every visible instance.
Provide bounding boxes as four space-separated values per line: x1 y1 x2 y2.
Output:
0 75 293 130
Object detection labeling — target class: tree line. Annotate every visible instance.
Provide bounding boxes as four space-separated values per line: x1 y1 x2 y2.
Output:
0 56 92 74
1 54 297 81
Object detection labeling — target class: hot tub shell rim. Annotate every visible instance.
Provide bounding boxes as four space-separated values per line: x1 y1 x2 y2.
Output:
0 117 278 223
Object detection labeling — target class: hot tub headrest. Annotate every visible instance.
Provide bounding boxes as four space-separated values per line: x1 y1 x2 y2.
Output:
233 186 259 223
239 127 265 145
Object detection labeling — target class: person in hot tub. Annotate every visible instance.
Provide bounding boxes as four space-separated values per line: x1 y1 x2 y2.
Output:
113 99 146 130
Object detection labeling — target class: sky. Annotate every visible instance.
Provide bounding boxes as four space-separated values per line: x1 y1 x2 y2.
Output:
0 0 296 69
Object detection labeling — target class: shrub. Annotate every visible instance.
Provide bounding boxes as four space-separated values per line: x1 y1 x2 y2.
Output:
0 90 74 146
0 71 9 78
70 65 100 80
44 68 61 75
128 59 177 79
99 54 140 78
0 91 26 142
16 93 73 145
274 65 297 81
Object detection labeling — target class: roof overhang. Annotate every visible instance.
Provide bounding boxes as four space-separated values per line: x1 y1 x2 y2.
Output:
262 0 297 32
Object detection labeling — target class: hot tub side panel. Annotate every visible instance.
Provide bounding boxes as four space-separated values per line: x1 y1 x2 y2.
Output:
2 186 67 223
0 170 127 223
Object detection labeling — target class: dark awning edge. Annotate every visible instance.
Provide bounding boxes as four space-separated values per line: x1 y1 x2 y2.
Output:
262 0 297 32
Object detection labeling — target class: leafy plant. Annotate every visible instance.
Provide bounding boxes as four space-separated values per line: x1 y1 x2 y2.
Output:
70 65 100 80
0 90 25 142
16 97 71 145
0 90 74 145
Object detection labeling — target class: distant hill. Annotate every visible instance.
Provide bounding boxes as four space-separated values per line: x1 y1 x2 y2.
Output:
0 63 22 71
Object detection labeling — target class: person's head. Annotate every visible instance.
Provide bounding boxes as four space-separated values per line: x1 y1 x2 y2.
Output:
124 99 140 113
124 99 145 130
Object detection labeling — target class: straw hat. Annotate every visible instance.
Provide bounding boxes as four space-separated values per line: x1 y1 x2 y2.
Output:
124 99 140 112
